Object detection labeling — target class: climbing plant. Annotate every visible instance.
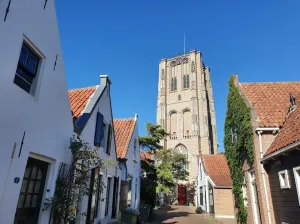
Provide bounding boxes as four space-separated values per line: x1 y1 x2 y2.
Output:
46 135 116 224
224 76 254 223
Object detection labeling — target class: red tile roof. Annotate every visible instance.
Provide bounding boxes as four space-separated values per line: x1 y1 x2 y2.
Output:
113 118 136 159
202 154 232 187
265 106 300 156
240 82 300 127
140 151 153 162
68 86 96 120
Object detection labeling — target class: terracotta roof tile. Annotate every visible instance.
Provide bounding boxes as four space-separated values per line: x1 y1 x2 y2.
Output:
140 151 153 162
202 154 232 187
265 105 300 156
113 118 136 159
240 82 300 127
68 86 96 120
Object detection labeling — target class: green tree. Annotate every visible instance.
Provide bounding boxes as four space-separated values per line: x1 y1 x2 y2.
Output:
155 148 189 193
139 123 189 205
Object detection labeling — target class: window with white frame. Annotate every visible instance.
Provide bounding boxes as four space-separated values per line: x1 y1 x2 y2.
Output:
293 166 300 205
278 170 290 189
14 42 41 95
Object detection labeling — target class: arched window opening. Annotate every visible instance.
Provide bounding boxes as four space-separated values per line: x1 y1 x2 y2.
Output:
174 144 189 170
170 112 177 138
183 110 191 138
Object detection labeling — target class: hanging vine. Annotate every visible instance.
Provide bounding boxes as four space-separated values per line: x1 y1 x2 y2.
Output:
224 76 254 223
44 135 117 224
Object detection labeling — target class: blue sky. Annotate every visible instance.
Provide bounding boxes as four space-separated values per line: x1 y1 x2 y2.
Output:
56 0 300 152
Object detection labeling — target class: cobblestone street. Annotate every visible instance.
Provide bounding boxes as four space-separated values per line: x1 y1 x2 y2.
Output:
149 206 228 224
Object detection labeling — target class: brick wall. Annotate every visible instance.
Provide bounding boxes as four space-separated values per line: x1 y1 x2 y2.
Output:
214 188 235 217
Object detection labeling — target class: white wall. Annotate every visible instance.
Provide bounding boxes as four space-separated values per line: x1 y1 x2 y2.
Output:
0 1 74 223
76 84 121 224
125 121 141 210
197 160 208 212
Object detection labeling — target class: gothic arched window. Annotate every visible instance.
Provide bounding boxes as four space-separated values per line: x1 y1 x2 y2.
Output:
183 110 191 137
170 112 177 135
174 144 189 170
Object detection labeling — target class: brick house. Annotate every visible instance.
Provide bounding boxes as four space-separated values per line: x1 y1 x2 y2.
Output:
229 75 300 224
197 154 235 220
261 97 300 223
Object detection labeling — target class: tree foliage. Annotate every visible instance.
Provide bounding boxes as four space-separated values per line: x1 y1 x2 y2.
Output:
139 123 168 151
155 148 189 193
46 135 116 224
224 76 254 223
139 123 189 207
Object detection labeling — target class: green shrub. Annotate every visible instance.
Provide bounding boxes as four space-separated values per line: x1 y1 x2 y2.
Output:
195 206 203 214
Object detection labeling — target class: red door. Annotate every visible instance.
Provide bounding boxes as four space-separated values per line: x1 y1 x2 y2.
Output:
178 185 187 205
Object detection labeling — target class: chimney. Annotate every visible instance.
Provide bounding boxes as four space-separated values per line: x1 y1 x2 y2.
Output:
232 74 239 86
100 74 112 87
134 113 138 121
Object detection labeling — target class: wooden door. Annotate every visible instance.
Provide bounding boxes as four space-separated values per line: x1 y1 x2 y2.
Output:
14 158 48 224
178 185 187 205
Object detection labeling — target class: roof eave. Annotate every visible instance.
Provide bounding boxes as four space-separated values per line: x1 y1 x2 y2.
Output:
261 140 300 163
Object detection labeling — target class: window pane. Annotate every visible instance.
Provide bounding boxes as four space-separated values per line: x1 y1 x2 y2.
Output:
31 166 37 179
34 181 40 193
28 52 38 64
26 60 37 74
21 45 29 55
17 195 25 208
21 180 28 193
24 195 32 208
19 52 27 66
24 167 31 178
28 180 35 193
31 195 38 207
37 169 42 180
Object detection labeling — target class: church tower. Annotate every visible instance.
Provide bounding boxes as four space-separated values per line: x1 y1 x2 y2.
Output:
156 50 218 184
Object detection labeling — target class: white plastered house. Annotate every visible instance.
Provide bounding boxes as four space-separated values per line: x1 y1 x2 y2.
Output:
113 116 141 211
0 1 74 223
197 154 235 220
69 75 121 224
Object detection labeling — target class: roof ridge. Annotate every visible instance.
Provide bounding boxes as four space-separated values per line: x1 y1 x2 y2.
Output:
240 81 300 85
68 86 97 91
114 118 135 121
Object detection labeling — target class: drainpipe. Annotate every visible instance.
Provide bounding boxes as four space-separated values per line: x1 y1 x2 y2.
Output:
257 129 275 224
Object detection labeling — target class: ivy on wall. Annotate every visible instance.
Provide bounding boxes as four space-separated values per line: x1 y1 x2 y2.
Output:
224 76 254 223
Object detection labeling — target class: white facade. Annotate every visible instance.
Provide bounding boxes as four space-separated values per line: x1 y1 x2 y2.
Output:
197 158 214 213
0 1 74 223
74 76 121 224
124 118 141 210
